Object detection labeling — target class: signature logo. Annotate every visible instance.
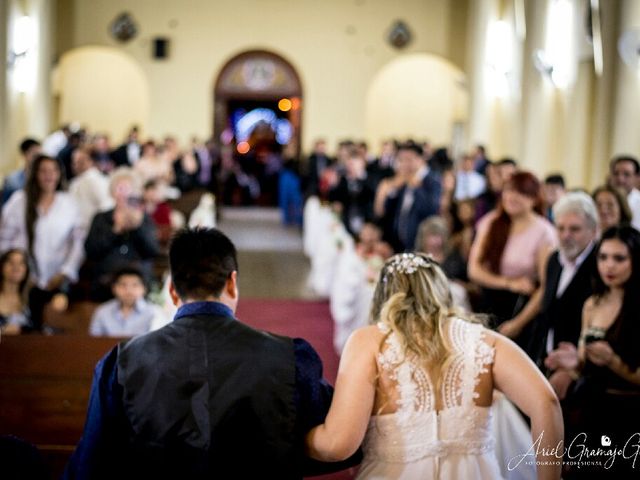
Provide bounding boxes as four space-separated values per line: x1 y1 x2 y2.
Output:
507 432 640 471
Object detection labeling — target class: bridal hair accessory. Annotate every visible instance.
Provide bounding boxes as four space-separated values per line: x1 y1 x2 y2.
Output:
385 253 432 278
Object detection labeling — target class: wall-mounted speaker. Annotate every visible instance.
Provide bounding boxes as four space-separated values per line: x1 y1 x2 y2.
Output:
153 37 169 60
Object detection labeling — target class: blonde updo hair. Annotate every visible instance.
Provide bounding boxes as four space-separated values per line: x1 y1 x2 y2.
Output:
370 252 478 365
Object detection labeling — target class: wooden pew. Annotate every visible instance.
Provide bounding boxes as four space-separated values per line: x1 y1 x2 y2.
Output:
0 335 122 478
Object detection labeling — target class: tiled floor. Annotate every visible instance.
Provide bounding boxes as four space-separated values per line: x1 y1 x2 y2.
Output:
217 207 319 299
217 206 303 251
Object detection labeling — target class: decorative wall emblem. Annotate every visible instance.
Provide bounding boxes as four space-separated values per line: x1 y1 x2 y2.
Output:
388 20 412 49
110 12 138 42
242 59 277 91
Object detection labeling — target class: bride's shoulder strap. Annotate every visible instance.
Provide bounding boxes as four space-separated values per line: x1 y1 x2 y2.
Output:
450 318 495 406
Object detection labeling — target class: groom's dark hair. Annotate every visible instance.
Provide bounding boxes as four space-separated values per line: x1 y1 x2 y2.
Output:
170 227 238 300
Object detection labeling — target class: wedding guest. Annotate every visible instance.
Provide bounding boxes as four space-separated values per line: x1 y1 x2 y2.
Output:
529 192 598 377
450 198 476 261
414 216 466 282
473 144 490 174
331 223 391 354
65 227 359 478
428 146 453 174
279 159 304 227
91 133 116 175
474 161 503 222
169 137 200 192
143 179 173 247
545 226 640 477
134 141 174 184
543 174 566 222
366 140 395 187
497 158 517 182
68 147 114 229
414 216 471 311
608 155 640 230
305 139 333 198
0 249 31 335
85 168 160 301
591 184 632 233
372 144 413 219
329 148 375 236
42 124 70 157
356 222 393 262
438 167 456 222
306 252 563 479
381 141 441 252
1 138 41 206
89 267 155 337
0 155 85 330
57 131 84 181
468 171 557 349
112 126 141 167
454 153 486 201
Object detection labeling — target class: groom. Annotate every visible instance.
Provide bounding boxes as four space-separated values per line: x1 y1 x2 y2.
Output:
64 227 359 479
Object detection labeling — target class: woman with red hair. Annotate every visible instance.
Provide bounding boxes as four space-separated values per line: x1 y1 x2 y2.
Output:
468 171 557 349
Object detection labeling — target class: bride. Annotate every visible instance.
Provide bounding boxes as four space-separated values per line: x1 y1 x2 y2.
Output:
306 252 563 479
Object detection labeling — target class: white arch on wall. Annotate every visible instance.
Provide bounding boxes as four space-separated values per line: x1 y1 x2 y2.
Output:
365 53 468 151
52 46 149 140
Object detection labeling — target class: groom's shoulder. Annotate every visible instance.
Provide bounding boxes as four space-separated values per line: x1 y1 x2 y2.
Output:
291 337 319 358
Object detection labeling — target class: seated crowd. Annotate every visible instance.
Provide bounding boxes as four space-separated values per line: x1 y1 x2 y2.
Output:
303 138 640 476
0 126 223 336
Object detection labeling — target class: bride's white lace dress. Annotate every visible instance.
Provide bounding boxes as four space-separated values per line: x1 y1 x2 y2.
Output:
357 318 505 479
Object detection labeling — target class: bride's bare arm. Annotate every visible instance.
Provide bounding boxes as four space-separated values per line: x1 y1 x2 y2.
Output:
305 326 379 461
488 331 564 480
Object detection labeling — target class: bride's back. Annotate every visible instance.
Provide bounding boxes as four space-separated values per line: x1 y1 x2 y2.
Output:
359 317 500 470
307 253 563 480
372 316 495 417
357 253 504 477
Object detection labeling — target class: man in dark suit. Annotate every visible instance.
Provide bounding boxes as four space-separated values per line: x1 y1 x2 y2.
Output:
472 144 490 175
329 147 376 236
111 127 141 167
366 140 396 187
304 139 333 198
64 228 358 479
529 192 599 399
382 141 441 252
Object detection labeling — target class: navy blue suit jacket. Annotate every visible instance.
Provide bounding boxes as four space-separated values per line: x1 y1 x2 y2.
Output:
383 172 441 252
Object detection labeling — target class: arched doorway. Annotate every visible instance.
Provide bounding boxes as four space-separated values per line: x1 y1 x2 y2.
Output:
213 50 303 205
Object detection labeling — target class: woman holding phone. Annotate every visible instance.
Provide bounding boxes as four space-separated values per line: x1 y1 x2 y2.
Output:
85 168 160 301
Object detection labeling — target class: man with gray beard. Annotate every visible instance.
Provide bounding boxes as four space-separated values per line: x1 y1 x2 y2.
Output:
529 191 599 400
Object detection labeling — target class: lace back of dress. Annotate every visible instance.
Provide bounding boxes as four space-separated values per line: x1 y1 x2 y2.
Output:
377 317 494 419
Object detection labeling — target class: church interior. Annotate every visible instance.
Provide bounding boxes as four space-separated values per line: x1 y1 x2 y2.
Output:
2 0 640 478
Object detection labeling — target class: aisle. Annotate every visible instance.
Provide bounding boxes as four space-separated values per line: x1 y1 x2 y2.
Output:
220 207 356 479
218 207 319 300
